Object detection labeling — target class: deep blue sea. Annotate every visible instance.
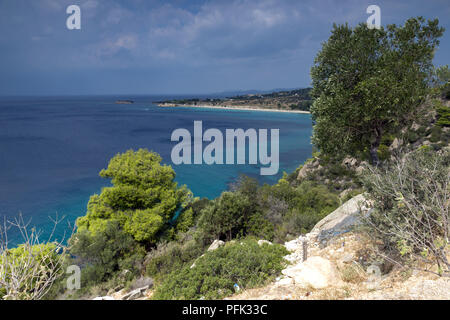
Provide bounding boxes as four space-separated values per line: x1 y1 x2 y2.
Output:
0 96 312 244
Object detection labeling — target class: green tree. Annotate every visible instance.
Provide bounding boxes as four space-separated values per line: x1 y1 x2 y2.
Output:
69 149 193 285
310 17 444 165
75 149 193 245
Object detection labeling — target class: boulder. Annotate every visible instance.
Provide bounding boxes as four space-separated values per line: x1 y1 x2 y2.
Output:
297 165 309 180
208 240 225 251
276 277 294 286
297 159 319 180
258 240 272 246
284 239 300 252
342 157 358 168
120 285 149 300
311 194 372 243
389 137 402 151
282 256 340 289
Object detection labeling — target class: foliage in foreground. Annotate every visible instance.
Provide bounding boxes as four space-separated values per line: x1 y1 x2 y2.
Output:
0 216 67 300
362 148 450 275
152 239 288 300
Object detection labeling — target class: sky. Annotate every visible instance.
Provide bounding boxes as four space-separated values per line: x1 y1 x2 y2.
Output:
0 0 449 96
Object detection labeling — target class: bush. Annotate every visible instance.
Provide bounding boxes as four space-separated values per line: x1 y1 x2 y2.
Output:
0 215 68 300
152 239 288 300
436 105 450 127
406 130 420 143
0 242 64 300
145 239 205 280
377 144 391 161
69 221 146 287
362 149 450 275
430 126 442 143
258 179 339 242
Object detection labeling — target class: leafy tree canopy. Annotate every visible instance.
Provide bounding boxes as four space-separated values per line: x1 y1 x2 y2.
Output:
310 17 444 164
76 149 193 244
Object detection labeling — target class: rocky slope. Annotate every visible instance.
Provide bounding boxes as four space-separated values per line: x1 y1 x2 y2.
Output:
227 194 450 300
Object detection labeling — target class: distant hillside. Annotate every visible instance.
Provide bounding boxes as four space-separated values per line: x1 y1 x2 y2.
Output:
154 88 313 112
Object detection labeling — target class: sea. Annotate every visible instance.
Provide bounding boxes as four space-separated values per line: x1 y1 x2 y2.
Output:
0 95 312 244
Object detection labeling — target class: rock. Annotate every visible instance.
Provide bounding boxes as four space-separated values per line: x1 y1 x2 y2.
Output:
283 252 300 263
258 240 272 246
208 240 225 251
276 277 294 286
297 160 319 180
411 122 420 131
93 296 115 300
120 285 149 300
284 239 300 252
130 276 153 290
282 256 340 289
297 165 309 180
341 254 354 264
310 194 372 243
342 157 358 168
389 137 402 151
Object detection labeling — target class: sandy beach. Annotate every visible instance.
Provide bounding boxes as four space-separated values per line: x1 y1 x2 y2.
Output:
156 103 310 114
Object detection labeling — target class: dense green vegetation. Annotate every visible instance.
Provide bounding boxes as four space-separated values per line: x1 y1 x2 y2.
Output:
152 239 288 300
68 149 194 287
2 15 448 300
311 17 444 165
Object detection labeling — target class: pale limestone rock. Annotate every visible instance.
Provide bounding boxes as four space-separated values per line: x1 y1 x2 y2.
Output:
120 285 149 300
208 239 225 251
281 256 340 289
258 239 272 246
284 239 300 252
389 137 402 151
276 277 294 286
310 194 372 243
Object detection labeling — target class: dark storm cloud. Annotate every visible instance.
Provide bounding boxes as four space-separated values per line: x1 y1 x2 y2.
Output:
0 0 448 95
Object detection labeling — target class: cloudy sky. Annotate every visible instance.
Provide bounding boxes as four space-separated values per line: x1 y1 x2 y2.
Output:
0 0 449 95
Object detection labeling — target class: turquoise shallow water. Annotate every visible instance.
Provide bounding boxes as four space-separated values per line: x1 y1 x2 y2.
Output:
0 96 312 243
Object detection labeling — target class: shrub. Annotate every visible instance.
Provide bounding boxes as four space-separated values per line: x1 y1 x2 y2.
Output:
259 180 339 242
377 144 391 161
406 130 419 143
436 105 450 127
145 239 205 280
362 149 450 275
340 264 366 283
0 243 64 300
197 191 254 241
69 221 146 287
152 239 288 300
430 126 442 143
0 215 68 300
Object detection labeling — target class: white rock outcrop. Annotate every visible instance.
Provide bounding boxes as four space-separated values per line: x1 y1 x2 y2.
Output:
310 194 372 243
208 239 225 251
282 256 340 289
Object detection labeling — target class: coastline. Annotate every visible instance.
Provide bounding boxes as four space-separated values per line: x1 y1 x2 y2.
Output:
156 103 310 114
